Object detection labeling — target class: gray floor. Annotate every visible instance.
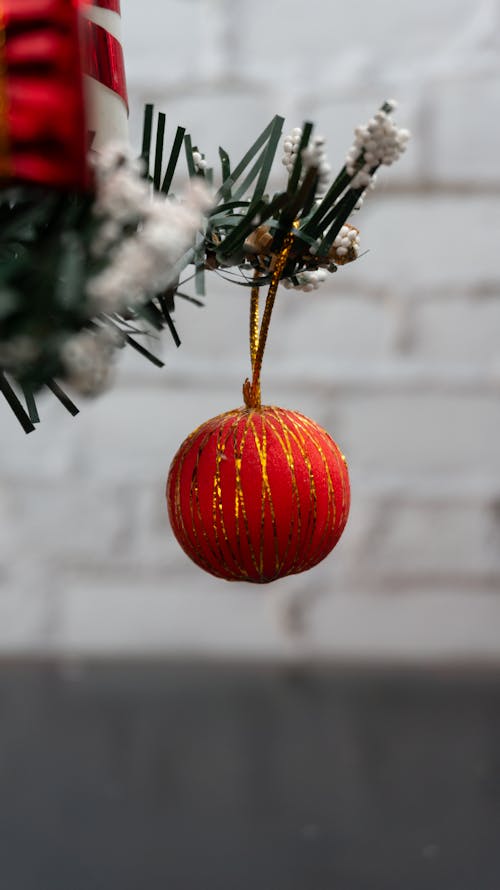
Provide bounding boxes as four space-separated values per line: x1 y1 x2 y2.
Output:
0 662 499 889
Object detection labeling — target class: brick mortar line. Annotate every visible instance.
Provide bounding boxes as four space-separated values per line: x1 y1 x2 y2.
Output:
127 70 500 98
324 284 500 299
114 368 500 394
368 182 500 195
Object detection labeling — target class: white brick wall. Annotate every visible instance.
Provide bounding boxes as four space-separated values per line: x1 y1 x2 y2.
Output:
1 0 499 660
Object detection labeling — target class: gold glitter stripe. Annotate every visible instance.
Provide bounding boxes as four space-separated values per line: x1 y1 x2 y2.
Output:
231 413 245 571
291 412 350 569
266 410 302 575
235 409 260 575
280 412 319 574
280 412 330 572
264 408 303 575
215 414 251 579
249 412 280 577
289 413 339 571
183 427 220 575
212 420 229 569
172 414 239 579
338 450 350 525
212 414 252 579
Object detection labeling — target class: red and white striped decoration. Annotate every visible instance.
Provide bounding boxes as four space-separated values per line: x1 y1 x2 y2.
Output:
81 0 129 149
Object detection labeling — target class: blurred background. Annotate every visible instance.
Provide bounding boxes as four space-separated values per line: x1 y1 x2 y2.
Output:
1 0 500 887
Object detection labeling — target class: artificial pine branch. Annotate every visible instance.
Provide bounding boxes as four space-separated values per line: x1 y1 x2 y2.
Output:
0 100 408 431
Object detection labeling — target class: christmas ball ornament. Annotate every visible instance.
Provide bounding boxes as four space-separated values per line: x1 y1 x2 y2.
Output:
167 405 350 583
167 211 355 582
1 0 89 189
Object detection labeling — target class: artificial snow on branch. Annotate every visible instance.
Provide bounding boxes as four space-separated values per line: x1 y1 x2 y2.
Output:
0 99 408 430
88 146 212 315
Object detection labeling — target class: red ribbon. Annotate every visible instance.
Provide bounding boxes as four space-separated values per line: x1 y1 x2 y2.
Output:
82 18 128 111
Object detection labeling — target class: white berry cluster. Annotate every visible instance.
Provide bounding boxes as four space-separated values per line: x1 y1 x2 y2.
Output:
88 143 212 315
282 268 328 292
331 223 360 260
309 224 360 263
282 128 331 197
346 101 410 189
281 128 301 173
192 151 208 173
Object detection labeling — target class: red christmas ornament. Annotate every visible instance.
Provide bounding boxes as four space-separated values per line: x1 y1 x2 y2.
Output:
0 0 128 189
0 0 89 189
167 406 350 583
167 226 351 583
